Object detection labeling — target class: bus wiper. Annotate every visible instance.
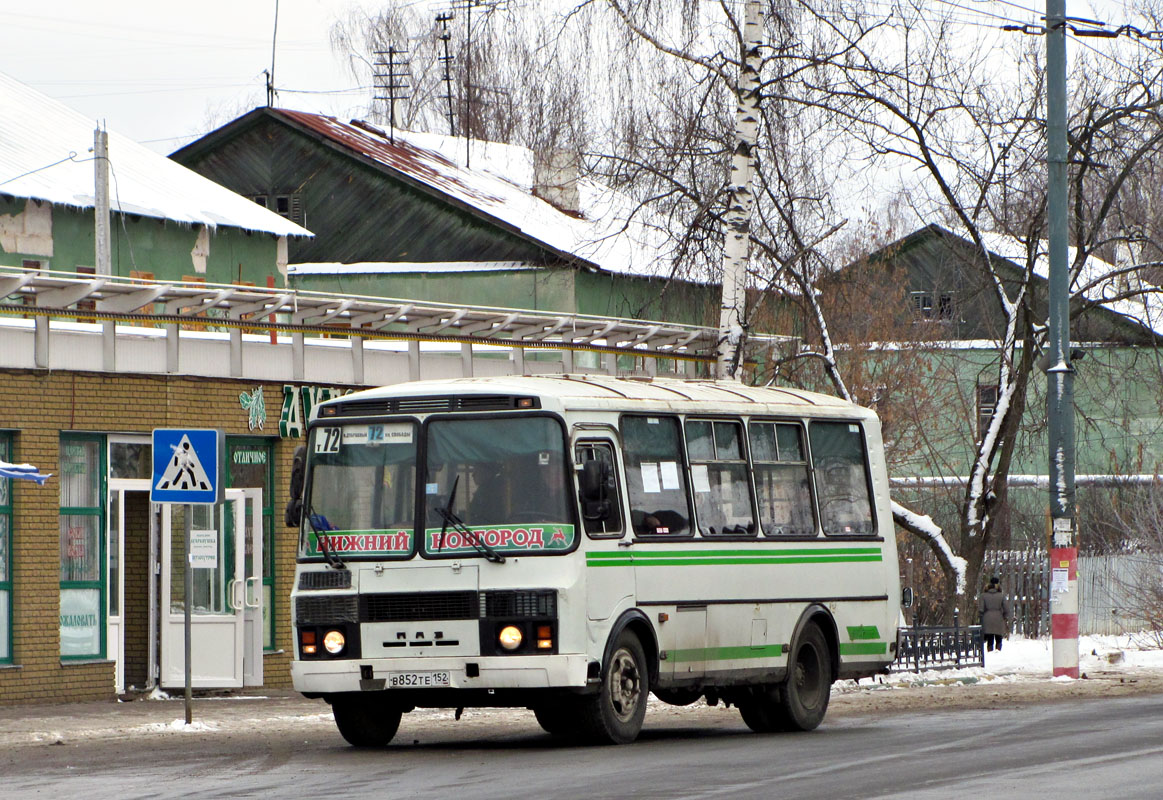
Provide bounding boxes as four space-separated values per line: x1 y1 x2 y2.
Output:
435 475 459 554
306 504 345 570
435 506 505 564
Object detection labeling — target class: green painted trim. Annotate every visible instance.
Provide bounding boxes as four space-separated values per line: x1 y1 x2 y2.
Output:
588 547 882 559
586 548 883 568
839 642 888 656
846 625 881 640
670 644 784 662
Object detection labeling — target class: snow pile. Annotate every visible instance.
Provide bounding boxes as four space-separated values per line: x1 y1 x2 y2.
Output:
836 633 1163 694
137 719 219 734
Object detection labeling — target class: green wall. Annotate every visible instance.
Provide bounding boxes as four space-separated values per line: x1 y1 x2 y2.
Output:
0 196 282 285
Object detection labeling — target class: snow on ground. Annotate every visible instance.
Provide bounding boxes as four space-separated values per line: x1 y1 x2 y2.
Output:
836 633 1163 694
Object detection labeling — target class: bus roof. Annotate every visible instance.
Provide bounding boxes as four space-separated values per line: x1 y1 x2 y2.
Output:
321 375 874 419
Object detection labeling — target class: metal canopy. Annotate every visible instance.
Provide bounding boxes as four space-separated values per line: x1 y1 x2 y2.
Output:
0 267 794 375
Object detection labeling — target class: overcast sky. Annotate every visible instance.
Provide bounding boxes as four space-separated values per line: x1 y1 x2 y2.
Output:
0 1 379 154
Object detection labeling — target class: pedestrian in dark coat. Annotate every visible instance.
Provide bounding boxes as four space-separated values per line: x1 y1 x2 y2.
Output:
978 576 1012 652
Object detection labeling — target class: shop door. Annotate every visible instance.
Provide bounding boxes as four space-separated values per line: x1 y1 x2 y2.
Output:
158 488 262 688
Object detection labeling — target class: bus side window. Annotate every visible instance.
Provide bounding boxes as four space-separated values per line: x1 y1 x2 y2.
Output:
620 415 693 537
575 442 623 537
686 419 756 535
749 421 815 537
809 421 875 536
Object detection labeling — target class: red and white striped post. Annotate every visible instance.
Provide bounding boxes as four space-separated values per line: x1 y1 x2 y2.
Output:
1049 540 1079 678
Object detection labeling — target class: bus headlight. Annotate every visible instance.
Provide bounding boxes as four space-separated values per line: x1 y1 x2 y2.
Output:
498 625 523 651
323 629 346 654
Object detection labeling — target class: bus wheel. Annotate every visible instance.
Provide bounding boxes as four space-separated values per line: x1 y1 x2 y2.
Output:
581 630 648 744
737 686 786 733
534 700 580 737
331 694 403 747
780 622 832 731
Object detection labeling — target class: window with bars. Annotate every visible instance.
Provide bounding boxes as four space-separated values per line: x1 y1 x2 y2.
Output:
977 384 999 442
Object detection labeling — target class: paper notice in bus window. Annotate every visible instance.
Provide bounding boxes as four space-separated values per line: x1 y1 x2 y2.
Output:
691 464 711 493
641 462 661 493
660 461 680 490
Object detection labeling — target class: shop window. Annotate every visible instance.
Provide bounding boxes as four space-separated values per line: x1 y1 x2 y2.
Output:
685 419 756 535
59 434 106 660
0 432 12 663
226 437 276 651
749 421 815 537
620 416 692 536
809 422 875 536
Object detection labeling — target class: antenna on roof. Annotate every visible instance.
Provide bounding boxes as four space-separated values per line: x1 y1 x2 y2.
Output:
449 0 507 167
373 45 411 143
267 0 280 107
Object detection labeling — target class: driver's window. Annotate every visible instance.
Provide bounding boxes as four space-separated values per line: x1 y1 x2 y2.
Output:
575 441 623 537
808 421 875 536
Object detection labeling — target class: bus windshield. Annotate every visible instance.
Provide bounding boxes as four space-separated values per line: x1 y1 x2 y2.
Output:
302 421 418 560
423 416 574 556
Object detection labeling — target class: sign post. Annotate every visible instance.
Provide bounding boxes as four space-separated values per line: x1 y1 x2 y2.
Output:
151 429 223 724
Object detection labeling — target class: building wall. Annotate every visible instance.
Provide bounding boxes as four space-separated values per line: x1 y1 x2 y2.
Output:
0 195 282 286
290 267 578 313
0 370 333 706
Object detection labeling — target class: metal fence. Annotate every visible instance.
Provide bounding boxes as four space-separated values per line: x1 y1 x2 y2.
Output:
891 612 984 672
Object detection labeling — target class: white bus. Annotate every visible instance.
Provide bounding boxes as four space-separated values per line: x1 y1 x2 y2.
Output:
287 375 901 745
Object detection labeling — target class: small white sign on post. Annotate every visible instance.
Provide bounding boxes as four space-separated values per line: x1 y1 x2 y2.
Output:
189 529 219 569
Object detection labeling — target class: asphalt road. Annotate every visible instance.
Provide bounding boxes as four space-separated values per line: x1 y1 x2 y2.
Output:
4 693 1163 799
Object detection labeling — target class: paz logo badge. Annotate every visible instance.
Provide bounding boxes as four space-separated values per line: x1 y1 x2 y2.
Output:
239 386 266 431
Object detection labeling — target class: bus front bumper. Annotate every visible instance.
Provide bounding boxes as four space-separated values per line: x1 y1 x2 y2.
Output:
292 654 591 695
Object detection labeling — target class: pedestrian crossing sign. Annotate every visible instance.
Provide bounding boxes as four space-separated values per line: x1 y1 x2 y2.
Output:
151 429 223 505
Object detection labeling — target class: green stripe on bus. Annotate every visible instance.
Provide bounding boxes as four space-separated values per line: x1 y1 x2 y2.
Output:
846 625 881 640
838 642 887 655
669 644 784 662
587 555 882 567
587 548 882 560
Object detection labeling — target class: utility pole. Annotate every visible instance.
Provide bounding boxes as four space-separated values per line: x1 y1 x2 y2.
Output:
373 46 411 142
437 12 457 138
716 0 762 381
1045 0 1079 679
94 127 111 275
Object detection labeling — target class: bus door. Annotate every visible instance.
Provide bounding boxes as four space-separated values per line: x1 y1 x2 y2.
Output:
158 487 263 688
574 436 633 624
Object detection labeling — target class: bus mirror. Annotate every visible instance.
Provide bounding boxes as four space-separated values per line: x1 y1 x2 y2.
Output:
285 445 306 528
580 459 612 521
901 586 914 609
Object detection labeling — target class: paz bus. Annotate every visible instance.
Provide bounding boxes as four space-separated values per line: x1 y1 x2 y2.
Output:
287 375 901 745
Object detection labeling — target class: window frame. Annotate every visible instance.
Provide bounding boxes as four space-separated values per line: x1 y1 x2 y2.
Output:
748 418 819 539
807 420 878 538
0 431 13 664
619 414 696 540
59 433 107 661
684 417 758 537
575 439 625 539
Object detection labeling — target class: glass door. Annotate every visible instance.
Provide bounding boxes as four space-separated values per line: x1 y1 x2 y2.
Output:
158 489 253 688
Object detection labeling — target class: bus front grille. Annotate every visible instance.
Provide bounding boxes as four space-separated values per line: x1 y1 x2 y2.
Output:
296 595 359 624
360 591 480 622
298 570 352 590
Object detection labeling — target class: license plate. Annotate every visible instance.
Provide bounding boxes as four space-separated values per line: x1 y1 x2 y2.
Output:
388 671 451 688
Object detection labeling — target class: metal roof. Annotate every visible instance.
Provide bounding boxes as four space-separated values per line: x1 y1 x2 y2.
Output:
0 72 311 237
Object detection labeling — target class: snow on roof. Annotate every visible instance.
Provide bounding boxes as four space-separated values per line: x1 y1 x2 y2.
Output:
978 230 1163 336
288 261 539 276
273 110 677 280
0 72 310 237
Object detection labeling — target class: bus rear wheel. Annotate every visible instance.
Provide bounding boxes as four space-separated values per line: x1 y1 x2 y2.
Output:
331 694 403 747
739 622 832 733
580 630 648 744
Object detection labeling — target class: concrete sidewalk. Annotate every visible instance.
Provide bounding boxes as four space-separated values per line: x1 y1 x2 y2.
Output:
0 689 336 747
